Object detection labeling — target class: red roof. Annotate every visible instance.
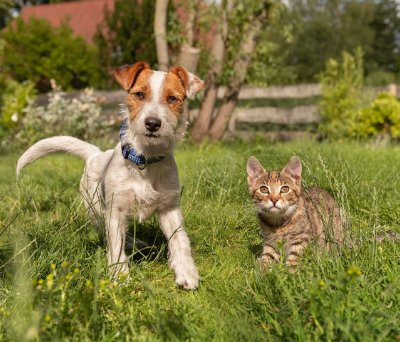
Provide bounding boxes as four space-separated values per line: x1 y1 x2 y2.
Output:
20 0 114 44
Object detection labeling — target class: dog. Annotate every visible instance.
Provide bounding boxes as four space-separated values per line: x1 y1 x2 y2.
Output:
16 62 204 290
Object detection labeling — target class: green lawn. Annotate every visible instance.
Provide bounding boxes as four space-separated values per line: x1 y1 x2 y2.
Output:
0 138 399 341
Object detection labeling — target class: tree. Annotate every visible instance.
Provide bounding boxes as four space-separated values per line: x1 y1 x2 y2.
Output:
191 0 276 142
274 0 375 83
207 1 272 142
95 0 158 83
190 1 231 142
365 0 400 74
154 0 170 71
0 0 15 28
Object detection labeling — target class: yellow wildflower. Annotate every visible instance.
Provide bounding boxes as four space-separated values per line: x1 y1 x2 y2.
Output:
347 266 362 276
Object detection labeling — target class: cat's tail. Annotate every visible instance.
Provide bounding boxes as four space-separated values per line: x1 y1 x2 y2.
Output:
16 136 102 178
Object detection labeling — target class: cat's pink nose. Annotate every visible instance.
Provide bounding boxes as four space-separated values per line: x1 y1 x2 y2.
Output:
271 198 278 204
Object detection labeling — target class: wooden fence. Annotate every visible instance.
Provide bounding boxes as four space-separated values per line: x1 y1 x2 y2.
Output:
35 84 325 105
36 83 399 140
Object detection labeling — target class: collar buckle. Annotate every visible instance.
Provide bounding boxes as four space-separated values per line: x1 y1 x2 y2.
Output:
137 163 146 170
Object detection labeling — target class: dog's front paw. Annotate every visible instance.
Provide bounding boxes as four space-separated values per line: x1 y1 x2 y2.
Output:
173 261 199 290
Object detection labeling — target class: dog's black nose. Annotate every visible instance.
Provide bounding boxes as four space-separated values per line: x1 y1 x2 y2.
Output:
145 117 161 132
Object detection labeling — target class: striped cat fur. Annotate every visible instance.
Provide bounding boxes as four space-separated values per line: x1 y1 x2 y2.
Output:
247 156 344 272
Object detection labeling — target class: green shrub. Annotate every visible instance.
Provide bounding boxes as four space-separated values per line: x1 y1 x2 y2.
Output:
0 79 37 129
2 17 100 92
94 0 158 84
318 48 365 139
364 70 396 86
15 81 110 147
349 92 400 138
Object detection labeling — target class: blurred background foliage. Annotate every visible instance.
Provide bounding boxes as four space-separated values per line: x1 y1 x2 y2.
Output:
0 0 398 90
0 0 400 144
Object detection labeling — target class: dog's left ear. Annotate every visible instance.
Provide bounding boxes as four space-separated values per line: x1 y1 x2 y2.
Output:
169 67 204 98
114 62 150 91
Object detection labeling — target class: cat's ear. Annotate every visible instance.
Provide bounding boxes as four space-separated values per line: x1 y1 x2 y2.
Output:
282 156 302 186
247 156 265 187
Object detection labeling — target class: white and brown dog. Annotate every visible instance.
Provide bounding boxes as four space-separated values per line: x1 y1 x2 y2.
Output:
16 62 204 290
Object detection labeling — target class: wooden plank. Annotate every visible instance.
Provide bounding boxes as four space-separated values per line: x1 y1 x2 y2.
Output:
190 105 320 132
217 84 322 99
229 105 320 130
35 90 127 106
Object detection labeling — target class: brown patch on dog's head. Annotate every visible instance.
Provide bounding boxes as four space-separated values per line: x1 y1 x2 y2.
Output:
169 67 204 99
162 70 188 121
114 62 150 91
114 62 154 121
126 69 154 121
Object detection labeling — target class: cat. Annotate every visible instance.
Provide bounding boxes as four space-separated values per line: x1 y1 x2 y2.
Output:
247 155 344 271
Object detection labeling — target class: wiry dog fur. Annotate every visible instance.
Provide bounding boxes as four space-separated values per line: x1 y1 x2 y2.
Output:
16 62 204 290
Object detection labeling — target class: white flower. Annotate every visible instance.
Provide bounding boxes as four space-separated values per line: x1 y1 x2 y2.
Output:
78 103 90 112
50 79 57 90
11 113 18 122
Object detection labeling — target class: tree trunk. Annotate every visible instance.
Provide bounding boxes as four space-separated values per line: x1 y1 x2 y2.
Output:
208 5 270 142
154 0 169 72
176 2 201 73
190 0 232 143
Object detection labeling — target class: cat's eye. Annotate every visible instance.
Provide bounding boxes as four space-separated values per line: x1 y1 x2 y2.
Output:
260 186 269 194
167 95 178 104
134 92 145 100
280 186 289 193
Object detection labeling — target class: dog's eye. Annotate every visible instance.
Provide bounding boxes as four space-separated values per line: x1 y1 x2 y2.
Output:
167 96 178 104
260 186 269 194
281 186 289 193
134 92 145 100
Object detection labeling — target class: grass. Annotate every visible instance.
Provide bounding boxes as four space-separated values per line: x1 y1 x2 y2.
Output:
0 137 399 341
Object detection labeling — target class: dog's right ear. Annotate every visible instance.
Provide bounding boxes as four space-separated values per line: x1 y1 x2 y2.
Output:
114 62 150 91
247 156 265 187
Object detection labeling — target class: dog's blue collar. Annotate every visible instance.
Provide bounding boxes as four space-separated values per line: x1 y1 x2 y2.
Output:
120 121 166 170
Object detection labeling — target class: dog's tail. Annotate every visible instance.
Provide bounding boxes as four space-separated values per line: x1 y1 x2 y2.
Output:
16 136 102 178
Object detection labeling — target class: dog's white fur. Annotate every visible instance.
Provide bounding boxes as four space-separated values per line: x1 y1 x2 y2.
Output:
17 62 204 290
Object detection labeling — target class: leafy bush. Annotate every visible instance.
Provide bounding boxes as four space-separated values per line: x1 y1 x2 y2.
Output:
15 81 110 147
0 79 37 129
364 70 396 86
318 48 365 139
349 92 400 138
94 0 158 85
2 17 100 92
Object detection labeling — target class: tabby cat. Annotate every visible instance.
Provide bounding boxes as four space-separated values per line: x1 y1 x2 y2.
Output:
247 155 343 271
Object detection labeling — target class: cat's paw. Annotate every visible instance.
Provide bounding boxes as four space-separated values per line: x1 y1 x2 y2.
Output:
285 261 298 274
257 256 276 270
